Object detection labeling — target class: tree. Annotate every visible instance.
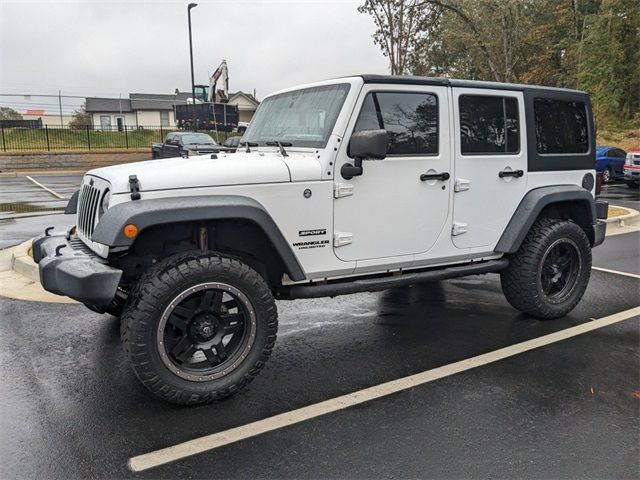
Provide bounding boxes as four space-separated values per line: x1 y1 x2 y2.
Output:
68 103 92 128
0 107 22 120
358 0 442 74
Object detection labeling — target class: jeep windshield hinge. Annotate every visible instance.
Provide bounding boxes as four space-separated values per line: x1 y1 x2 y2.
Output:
128 175 141 200
334 183 354 198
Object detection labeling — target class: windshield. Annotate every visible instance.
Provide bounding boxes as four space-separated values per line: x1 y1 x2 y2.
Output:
242 83 350 149
181 133 217 145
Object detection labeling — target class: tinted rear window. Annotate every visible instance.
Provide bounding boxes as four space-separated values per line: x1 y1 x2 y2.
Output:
459 96 519 154
534 98 588 154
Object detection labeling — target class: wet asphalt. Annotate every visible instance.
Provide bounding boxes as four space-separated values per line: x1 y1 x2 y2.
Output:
0 176 638 479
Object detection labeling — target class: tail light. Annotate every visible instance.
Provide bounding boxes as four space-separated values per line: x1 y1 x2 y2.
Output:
595 172 603 195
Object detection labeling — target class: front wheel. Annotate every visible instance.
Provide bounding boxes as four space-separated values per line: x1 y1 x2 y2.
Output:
120 252 278 405
500 219 592 319
602 167 611 184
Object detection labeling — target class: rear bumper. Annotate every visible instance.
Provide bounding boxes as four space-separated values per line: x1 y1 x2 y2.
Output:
32 232 122 307
593 199 608 247
593 220 606 247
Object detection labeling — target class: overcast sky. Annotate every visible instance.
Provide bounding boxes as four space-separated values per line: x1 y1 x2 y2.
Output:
0 0 389 113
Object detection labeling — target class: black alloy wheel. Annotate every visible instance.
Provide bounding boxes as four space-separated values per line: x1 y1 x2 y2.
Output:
158 283 255 382
539 238 582 304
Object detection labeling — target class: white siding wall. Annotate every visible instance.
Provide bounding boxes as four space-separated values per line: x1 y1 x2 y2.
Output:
91 112 137 129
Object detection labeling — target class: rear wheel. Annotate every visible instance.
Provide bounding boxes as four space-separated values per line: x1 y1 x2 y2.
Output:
500 219 591 319
626 180 639 189
121 252 277 406
602 167 611 184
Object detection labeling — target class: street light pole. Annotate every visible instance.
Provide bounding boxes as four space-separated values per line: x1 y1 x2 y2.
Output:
187 3 198 132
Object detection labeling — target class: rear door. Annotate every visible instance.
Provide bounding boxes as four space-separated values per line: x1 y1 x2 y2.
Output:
451 88 527 249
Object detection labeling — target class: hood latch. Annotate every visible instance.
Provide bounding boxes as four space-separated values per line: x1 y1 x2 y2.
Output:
129 175 141 200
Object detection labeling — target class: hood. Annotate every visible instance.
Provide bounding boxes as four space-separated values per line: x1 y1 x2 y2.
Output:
88 150 323 194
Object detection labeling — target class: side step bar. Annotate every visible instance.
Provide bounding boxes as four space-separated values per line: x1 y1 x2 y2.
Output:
280 258 509 300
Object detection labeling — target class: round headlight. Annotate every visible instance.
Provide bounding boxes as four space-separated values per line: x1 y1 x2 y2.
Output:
99 189 111 217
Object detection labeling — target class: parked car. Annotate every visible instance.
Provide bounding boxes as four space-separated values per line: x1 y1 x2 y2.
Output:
595 146 626 183
34 75 607 405
222 135 242 152
624 148 640 188
151 132 233 159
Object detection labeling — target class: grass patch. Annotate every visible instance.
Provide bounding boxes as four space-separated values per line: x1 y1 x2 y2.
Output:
597 128 640 151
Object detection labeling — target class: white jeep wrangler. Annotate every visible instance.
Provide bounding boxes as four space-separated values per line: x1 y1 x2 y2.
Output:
34 75 608 405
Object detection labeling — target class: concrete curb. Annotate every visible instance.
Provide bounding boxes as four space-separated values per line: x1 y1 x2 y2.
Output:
0 239 39 281
0 239 76 303
606 206 640 227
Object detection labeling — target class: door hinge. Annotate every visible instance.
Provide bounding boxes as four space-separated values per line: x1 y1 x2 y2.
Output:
334 183 354 198
452 222 468 236
454 178 470 192
333 232 353 247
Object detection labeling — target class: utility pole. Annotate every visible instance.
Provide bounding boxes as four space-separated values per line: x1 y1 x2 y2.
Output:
58 90 63 126
188 3 198 132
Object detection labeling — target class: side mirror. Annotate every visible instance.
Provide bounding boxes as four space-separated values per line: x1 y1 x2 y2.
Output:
342 129 387 180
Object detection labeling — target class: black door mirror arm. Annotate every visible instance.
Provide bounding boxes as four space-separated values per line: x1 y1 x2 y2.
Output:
341 157 363 180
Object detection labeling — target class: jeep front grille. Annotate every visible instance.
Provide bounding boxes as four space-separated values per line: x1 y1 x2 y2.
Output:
77 183 102 238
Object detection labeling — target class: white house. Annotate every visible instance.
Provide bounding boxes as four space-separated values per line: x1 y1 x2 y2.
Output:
86 93 191 130
227 92 260 123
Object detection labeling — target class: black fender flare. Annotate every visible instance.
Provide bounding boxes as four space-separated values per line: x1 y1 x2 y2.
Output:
92 195 306 281
65 190 80 214
494 185 596 254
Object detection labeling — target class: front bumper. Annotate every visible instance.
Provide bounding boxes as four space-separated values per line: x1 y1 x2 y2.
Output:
32 231 122 306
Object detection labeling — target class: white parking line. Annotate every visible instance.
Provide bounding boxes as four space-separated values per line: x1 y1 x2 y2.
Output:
128 305 640 472
592 266 640 279
25 176 65 199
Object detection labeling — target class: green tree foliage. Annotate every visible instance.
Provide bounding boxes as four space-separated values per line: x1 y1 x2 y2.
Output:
360 0 640 126
0 107 23 120
576 0 640 125
68 103 92 128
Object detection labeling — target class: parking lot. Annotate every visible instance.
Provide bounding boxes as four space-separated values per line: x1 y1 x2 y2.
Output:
0 176 639 478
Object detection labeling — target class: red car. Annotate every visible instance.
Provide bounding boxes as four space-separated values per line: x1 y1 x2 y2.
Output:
624 148 640 189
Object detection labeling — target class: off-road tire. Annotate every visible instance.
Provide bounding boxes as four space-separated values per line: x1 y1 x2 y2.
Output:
120 252 277 406
500 218 591 320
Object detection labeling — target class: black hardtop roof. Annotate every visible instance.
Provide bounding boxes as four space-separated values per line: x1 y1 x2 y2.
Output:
357 74 587 95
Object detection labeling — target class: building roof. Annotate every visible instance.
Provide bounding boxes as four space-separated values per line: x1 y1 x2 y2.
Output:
129 92 191 111
86 97 132 113
228 91 260 106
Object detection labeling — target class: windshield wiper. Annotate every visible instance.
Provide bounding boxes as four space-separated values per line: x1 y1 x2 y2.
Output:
239 141 258 153
266 140 292 157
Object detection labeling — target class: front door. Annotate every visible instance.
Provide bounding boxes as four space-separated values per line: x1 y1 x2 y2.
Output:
451 88 527 249
333 85 451 262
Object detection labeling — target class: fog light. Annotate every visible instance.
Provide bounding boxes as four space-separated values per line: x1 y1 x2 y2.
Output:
123 224 139 238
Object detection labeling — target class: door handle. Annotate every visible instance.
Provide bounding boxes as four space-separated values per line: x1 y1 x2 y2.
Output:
420 172 450 181
498 169 524 178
